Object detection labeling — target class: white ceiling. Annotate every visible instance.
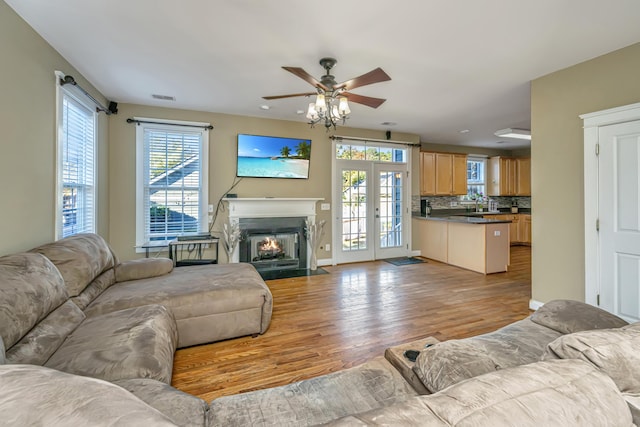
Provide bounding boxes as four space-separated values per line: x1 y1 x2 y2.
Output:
7 0 640 148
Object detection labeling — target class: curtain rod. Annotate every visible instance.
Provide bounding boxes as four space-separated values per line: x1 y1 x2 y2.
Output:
330 135 420 146
58 73 117 115
126 118 214 130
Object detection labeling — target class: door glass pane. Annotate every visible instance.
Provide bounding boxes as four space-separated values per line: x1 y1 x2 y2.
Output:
379 171 403 248
342 169 367 251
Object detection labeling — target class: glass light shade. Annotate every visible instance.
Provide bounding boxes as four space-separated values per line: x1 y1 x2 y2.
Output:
306 103 318 120
338 97 350 115
331 105 340 120
315 94 327 113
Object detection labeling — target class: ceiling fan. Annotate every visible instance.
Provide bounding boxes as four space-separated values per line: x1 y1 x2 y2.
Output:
263 57 391 128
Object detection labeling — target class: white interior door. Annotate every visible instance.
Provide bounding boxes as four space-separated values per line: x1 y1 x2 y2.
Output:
374 163 408 259
599 120 640 322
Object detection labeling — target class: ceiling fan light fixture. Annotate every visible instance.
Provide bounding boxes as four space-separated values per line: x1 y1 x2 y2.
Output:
315 94 327 113
338 97 351 115
494 128 531 140
306 102 319 120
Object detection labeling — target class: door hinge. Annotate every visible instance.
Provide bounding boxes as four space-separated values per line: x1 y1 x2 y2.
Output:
597 294 600 306
596 218 599 231
595 143 600 156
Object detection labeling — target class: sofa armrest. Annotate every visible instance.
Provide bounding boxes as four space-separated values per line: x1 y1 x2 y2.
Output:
530 299 628 335
115 258 173 282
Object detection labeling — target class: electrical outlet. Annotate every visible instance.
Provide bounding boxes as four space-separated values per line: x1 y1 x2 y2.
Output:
321 203 330 210
208 204 214 213
450 201 458 207
208 215 213 223
325 243 330 251
494 230 501 236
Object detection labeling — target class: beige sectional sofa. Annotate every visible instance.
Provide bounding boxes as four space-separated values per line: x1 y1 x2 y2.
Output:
0 233 273 425
1 233 639 426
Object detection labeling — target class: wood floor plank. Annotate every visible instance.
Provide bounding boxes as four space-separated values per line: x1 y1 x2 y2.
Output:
172 246 532 401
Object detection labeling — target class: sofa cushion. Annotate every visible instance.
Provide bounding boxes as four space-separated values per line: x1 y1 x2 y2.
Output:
0 336 5 365
530 299 628 334
30 233 117 297
115 258 174 282
6 300 85 365
0 364 177 426
209 356 418 427
328 360 632 427
623 393 640 427
45 304 178 383
71 268 116 310
85 263 273 347
413 318 562 393
542 323 640 393
0 252 68 349
113 378 208 427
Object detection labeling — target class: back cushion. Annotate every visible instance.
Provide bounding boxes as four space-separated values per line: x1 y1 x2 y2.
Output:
0 253 68 349
542 323 640 393
531 299 628 334
30 233 116 297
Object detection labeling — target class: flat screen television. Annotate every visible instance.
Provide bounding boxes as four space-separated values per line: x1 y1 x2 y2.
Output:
236 134 312 179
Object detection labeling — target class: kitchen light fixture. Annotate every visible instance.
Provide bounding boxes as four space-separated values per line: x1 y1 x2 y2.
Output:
494 128 531 140
306 93 351 129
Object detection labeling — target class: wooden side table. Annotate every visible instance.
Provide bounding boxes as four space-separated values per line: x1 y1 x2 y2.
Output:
384 336 440 394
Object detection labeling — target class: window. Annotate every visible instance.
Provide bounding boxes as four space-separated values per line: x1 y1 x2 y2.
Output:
466 157 486 197
56 88 96 238
135 119 209 246
336 143 407 163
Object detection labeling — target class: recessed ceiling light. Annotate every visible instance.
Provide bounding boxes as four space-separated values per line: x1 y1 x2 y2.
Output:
380 121 397 126
260 105 270 110
296 110 305 115
151 94 175 101
459 129 470 134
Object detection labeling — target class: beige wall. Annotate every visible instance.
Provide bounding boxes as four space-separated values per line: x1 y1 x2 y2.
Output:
0 1 109 256
531 42 640 304
109 103 419 261
421 142 529 158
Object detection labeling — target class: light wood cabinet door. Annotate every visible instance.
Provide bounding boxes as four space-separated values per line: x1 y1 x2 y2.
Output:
420 152 436 195
518 214 531 243
516 158 531 196
435 153 453 195
452 154 468 195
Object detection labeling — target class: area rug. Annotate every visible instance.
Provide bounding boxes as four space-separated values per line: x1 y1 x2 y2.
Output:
384 257 426 266
259 268 328 280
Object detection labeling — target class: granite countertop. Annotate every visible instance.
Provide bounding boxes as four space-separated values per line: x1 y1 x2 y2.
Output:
412 214 513 224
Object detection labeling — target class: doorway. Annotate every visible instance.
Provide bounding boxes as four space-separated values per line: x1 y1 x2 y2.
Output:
333 140 410 264
582 102 640 323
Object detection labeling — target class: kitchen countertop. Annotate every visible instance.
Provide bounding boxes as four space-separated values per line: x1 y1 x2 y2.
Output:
412 214 513 224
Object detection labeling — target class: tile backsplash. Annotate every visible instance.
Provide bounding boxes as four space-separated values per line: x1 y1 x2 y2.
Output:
412 195 531 212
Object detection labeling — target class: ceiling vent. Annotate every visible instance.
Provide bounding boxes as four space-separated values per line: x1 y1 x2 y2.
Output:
151 94 176 101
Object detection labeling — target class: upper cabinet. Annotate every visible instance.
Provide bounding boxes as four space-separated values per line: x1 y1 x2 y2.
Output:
420 152 467 196
487 156 531 196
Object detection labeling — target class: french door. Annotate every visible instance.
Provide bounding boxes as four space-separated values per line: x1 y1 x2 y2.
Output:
334 158 409 264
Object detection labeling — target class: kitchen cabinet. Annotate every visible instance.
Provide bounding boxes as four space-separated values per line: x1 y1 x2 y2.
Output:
518 214 531 244
487 157 531 196
419 152 436 195
420 151 467 196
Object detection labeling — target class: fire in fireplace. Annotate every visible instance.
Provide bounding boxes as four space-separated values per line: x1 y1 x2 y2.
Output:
255 236 286 261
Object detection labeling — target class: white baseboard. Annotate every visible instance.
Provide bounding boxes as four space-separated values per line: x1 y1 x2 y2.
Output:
410 250 421 257
318 258 333 267
529 299 544 311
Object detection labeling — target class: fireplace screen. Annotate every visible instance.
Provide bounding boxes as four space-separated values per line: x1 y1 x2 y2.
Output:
250 233 298 264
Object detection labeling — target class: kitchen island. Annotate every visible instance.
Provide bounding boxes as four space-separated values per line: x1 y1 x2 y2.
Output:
413 214 511 274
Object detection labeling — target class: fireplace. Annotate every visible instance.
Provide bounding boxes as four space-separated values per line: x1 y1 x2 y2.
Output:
238 217 307 272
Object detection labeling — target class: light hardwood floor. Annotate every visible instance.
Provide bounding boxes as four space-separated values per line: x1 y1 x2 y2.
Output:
172 246 532 401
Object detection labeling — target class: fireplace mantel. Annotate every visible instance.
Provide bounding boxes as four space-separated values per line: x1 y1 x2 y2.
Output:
224 198 323 219
224 198 323 263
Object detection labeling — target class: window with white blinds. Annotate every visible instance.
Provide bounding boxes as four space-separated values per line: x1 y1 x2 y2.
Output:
135 120 209 245
57 91 96 238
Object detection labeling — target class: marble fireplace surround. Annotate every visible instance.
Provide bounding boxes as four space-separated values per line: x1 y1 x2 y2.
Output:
224 198 323 266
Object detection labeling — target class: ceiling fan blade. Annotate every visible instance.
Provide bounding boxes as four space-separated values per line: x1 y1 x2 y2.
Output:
262 92 317 100
334 68 391 91
341 92 387 109
282 67 329 92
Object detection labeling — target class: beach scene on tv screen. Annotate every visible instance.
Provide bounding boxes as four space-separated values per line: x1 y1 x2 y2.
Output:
237 134 311 178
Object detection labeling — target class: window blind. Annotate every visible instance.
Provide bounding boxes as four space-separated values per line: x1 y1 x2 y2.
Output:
61 94 96 237
143 128 203 242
